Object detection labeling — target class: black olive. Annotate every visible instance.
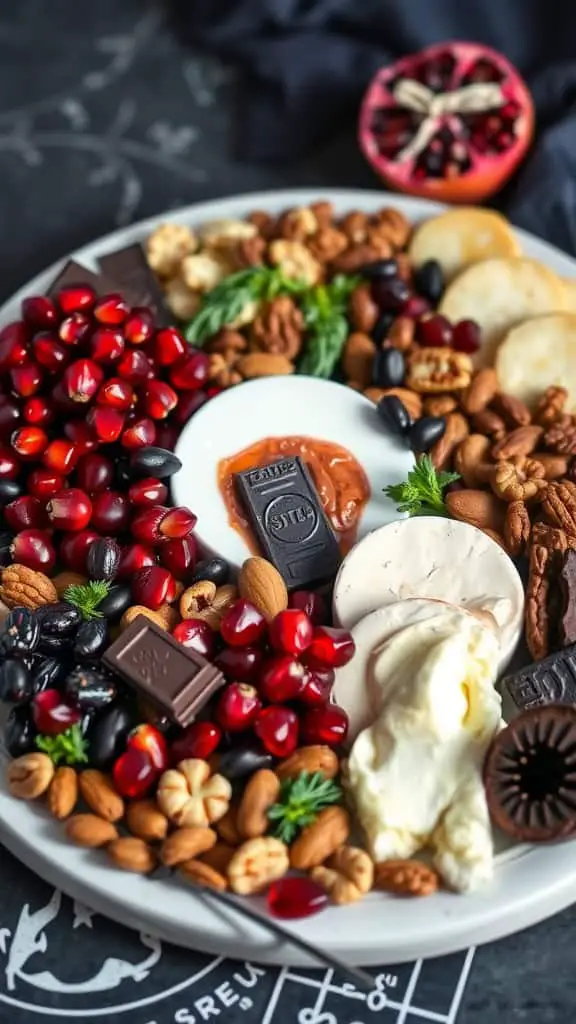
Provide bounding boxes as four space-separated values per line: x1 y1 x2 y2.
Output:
5 704 37 758
86 538 121 582
214 743 274 780
0 607 40 657
128 447 182 480
38 601 82 636
97 583 133 621
0 480 22 506
32 656 70 693
409 416 447 453
414 259 445 304
377 395 412 436
371 277 410 312
86 703 134 769
358 258 399 280
0 659 34 704
37 633 74 656
372 348 405 389
0 531 14 567
73 620 109 662
371 312 395 346
65 665 117 710
189 557 229 587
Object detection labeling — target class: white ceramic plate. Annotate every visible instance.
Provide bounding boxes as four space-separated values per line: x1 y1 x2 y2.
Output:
2 188 576 967
171 376 413 571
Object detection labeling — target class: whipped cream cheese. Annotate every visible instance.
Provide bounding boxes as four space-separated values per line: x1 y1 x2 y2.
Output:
347 610 502 891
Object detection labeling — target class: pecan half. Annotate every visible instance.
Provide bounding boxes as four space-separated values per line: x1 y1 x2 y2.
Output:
205 328 248 359
234 235 266 268
491 456 547 502
544 416 576 455
541 481 576 536
268 240 322 285
331 243 385 274
307 227 348 264
491 425 543 460
491 393 532 427
526 523 570 660
535 386 568 427
374 859 440 896
250 296 303 360
504 500 531 556
371 207 411 249
406 347 472 393
277 207 318 241
339 210 368 245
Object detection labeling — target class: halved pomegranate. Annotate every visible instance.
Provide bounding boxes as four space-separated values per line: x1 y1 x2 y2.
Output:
358 42 534 203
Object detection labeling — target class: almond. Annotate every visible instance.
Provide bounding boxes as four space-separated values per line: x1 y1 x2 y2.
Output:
199 841 236 874
445 489 506 534
364 386 422 420
179 859 228 891
460 368 499 415
236 353 294 378
48 766 78 820
429 412 469 471
532 452 569 481
453 435 494 488
237 769 281 839
65 814 119 848
289 806 350 870
78 770 124 822
120 605 167 632
341 332 376 388
160 826 217 867
215 805 242 846
107 837 157 874
276 745 339 781
126 799 169 842
238 557 288 621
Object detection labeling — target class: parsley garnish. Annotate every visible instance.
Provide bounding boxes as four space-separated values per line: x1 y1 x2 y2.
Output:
267 771 343 844
64 580 110 621
36 724 89 766
297 275 361 379
384 455 460 517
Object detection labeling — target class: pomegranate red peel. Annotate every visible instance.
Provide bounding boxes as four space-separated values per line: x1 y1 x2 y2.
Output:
358 41 534 203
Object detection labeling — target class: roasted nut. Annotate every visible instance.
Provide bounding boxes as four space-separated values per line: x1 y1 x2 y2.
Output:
0 564 58 609
289 806 350 870
126 799 169 842
163 277 201 320
181 252 229 293
120 605 168 631
472 408 507 440
276 746 339 781
544 417 576 455
206 328 248 358
445 489 506 533
307 227 349 263
146 223 197 278
364 386 422 420
349 284 379 334
8 753 54 800
234 235 267 268
238 557 288 621
179 580 217 619
491 457 547 502
371 207 411 249
310 201 334 228
342 332 377 389
247 209 275 237
268 240 322 285
374 859 440 896
423 395 457 417
453 435 494 488
250 296 304 360
237 769 281 839
107 838 157 874
331 243 384 273
492 392 532 427
429 412 469 471
200 218 257 250
386 315 415 352
227 837 289 894
199 841 237 874
160 826 217 866
526 523 569 660
79 770 125 822
339 210 368 245
541 480 576 536
157 759 232 828
278 207 318 241
459 368 499 415
180 859 228 891
491 425 543 460
406 347 472 393
156 603 180 630
531 452 569 481
311 846 374 905
535 386 568 427
215 806 242 846
236 353 294 378
504 500 531 556
48 766 78 820
65 814 119 848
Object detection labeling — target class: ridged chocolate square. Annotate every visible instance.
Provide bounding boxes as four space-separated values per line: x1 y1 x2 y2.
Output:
504 644 576 711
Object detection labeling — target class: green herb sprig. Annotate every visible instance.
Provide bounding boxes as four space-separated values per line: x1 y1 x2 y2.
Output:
384 455 460 518
36 725 89 766
64 580 110 621
267 771 343 844
297 275 361 379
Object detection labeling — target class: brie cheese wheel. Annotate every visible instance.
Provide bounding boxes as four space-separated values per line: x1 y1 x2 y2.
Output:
332 517 524 670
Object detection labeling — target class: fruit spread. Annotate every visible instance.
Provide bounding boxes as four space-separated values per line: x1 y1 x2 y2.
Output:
4 194 576 929
217 436 370 556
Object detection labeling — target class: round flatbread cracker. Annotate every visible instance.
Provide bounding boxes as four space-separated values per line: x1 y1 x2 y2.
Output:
496 313 576 412
408 207 521 283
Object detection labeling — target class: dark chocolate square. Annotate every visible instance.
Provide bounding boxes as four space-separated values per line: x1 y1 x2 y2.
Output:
98 244 171 325
504 643 576 711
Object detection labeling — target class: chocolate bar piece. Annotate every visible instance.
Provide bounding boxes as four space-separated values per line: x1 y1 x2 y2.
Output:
99 244 171 325
234 456 341 590
47 259 113 298
504 643 576 711
103 616 224 727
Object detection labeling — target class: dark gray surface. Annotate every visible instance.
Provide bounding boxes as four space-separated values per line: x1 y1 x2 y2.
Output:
0 3 573 1022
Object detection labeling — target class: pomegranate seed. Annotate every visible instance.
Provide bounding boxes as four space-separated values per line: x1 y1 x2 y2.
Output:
127 723 168 773
43 439 78 475
23 397 53 428
259 655 307 703
27 469 65 500
153 327 187 366
11 362 43 397
117 348 152 383
47 488 92 531
33 689 80 735
132 565 176 610
131 505 169 545
60 529 100 573
113 746 157 799
76 453 114 493
289 590 328 625
87 406 125 442
120 417 156 449
51 381 77 415
4 495 46 530
214 646 263 683
159 506 197 539
128 477 168 507
0 445 21 479
301 704 349 746
11 426 48 458
94 293 130 326
452 319 481 354
117 543 157 578
89 327 125 363
124 307 154 345
169 721 221 764
216 683 262 732
11 529 56 572
0 322 28 370
416 314 453 348
304 626 355 670
21 296 57 329
254 705 299 758
158 534 197 577
154 422 179 451
0 398 21 438
220 600 267 647
300 668 334 706
172 618 216 658
64 420 98 455
91 490 131 533
401 295 431 318
58 313 91 346
57 284 96 314
97 377 134 411
268 877 328 920
143 380 178 420
169 351 209 391
63 358 104 403
269 609 313 655
174 390 207 425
